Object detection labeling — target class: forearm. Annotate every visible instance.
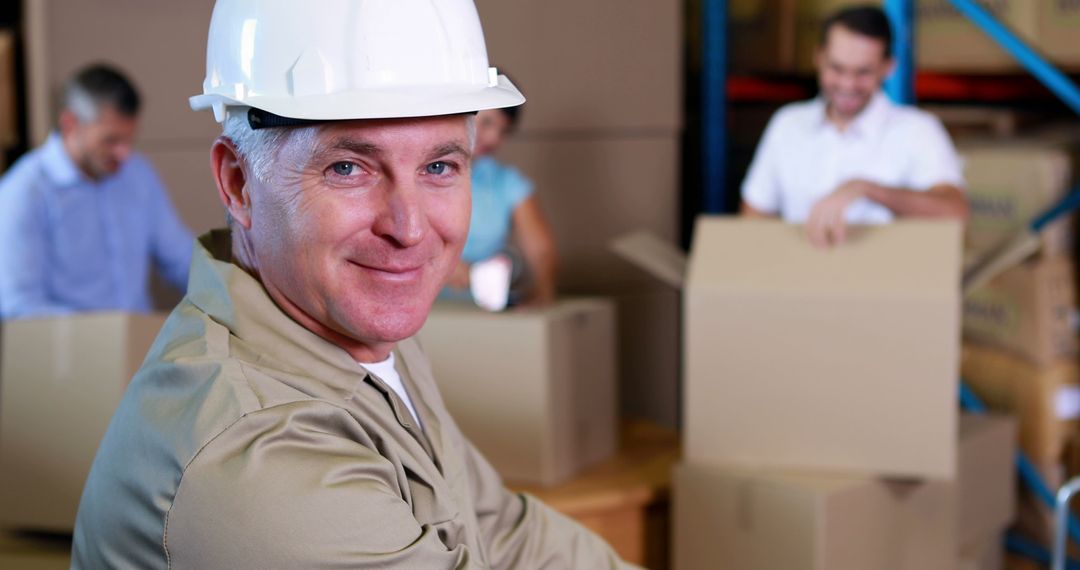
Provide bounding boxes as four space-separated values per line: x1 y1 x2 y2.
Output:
740 201 777 218
864 183 969 221
522 245 557 303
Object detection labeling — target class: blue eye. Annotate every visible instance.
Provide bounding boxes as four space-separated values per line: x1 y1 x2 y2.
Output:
426 161 449 175
332 162 357 176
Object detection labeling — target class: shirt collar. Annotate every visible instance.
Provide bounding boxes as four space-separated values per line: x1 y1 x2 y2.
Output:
40 131 89 187
812 90 893 137
186 230 369 397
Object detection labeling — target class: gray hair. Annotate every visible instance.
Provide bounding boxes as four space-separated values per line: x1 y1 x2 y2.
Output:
221 110 478 184
64 64 141 122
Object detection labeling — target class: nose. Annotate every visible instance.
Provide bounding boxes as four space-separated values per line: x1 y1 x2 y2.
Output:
371 182 426 248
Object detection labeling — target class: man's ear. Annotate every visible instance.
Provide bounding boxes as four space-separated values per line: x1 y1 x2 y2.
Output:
881 57 897 82
211 137 253 229
58 110 79 138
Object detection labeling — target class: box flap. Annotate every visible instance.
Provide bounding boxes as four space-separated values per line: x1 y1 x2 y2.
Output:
687 218 962 298
609 231 687 289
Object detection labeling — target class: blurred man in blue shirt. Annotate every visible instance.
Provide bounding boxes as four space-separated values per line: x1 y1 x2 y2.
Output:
0 64 193 319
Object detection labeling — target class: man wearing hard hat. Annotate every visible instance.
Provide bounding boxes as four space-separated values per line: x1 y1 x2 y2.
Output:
71 1 634 568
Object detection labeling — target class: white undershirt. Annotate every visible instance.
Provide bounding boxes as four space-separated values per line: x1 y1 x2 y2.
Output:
358 353 422 429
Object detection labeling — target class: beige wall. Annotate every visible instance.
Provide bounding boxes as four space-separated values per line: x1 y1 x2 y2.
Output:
27 0 685 427
477 0 684 426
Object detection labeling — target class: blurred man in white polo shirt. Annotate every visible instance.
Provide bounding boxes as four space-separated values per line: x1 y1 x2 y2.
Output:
740 5 968 247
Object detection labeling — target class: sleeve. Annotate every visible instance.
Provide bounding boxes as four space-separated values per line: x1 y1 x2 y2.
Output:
905 115 966 192
502 164 534 210
164 403 479 569
463 437 640 570
141 157 195 292
740 109 787 214
0 170 71 318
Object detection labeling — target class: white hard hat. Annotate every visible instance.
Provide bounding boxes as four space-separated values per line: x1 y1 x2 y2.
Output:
189 0 525 126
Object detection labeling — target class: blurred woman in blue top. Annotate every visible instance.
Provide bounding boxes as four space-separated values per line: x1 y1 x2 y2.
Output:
446 103 558 305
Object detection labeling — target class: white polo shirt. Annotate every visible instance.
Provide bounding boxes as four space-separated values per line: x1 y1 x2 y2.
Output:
741 91 965 224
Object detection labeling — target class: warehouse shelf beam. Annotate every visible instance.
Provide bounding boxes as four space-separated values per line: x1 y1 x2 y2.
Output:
701 0 727 214
884 0 916 104
949 0 1080 116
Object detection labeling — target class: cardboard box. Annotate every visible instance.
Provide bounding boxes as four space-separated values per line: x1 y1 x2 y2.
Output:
0 312 166 531
0 531 72 570
672 414 1012 570
1038 0 1080 70
959 142 1073 266
957 414 1017 550
417 298 617 486
730 0 798 73
672 462 955 570
916 0 1038 71
501 135 681 429
963 256 1078 366
961 343 1080 463
683 219 961 478
959 533 1005 570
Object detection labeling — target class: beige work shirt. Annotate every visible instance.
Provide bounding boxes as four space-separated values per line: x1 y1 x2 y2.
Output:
72 231 634 569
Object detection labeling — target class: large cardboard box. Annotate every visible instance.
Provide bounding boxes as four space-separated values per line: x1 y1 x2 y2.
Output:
959 533 1005 570
417 298 617 486
957 414 1017 550
672 414 1013 570
0 312 166 531
963 256 1078 366
672 462 955 570
499 133 682 430
684 219 961 478
961 343 1080 463
959 142 1073 266
916 0 1039 71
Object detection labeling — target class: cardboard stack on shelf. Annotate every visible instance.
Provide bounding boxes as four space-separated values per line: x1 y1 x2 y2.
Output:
730 1 1080 75
618 219 1017 569
957 139 1080 556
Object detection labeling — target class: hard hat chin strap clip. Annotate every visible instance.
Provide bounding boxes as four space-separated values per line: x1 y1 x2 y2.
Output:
247 108 322 130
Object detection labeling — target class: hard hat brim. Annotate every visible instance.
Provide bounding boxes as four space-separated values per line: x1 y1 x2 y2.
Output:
191 76 525 123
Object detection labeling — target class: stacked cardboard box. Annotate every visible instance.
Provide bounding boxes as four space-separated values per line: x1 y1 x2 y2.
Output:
618 219 1018 568
417 298 618 487
957 139 1080 559
674 414 1015 570
0 313 166 531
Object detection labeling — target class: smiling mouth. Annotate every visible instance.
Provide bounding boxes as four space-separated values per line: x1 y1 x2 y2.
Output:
351 261 426 280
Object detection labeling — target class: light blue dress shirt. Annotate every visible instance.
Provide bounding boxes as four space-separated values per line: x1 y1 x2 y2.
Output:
0 133 194 319
461 156 533 264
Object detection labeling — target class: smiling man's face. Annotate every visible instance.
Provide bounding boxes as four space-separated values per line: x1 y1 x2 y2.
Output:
245 115 472 361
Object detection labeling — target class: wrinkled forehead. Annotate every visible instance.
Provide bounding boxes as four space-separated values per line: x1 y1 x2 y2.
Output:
308 115 473 157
